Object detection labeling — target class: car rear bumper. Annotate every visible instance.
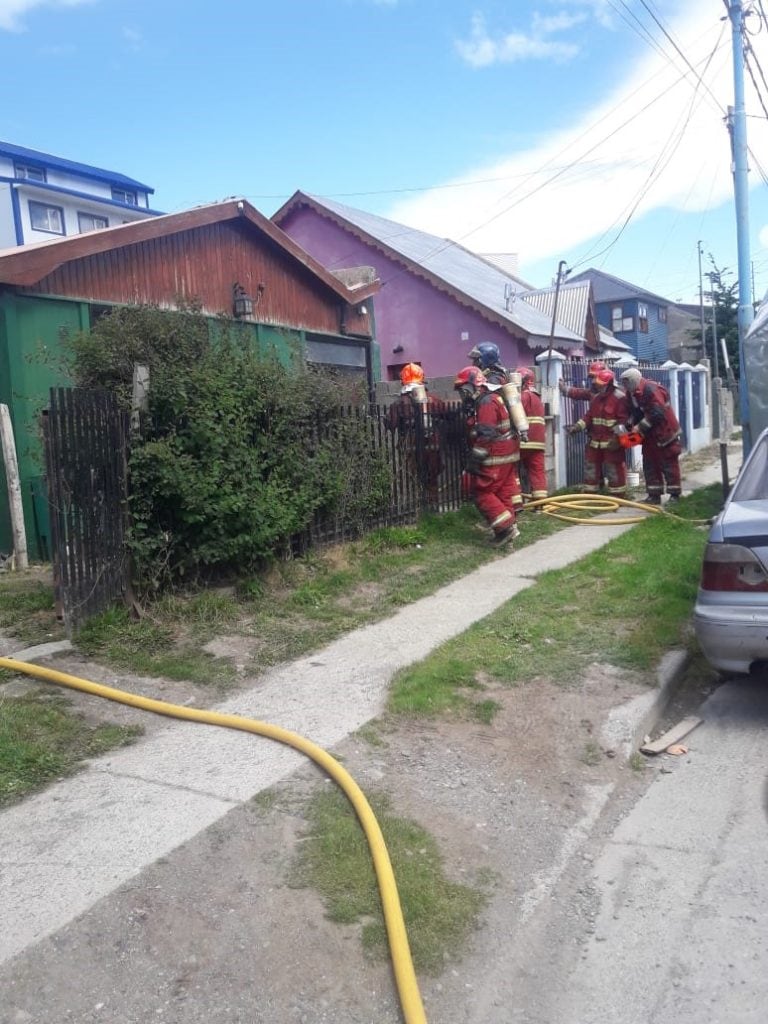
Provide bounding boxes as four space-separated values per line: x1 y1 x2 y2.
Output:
694 603 768 675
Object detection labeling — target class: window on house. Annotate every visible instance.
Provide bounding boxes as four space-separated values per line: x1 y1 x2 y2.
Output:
111 187 137 205
15 163 46 182
658 306 667 323
78 212 108 233
89 304 113 326
638 302 649 333
611 305 634 333
28 200 64 234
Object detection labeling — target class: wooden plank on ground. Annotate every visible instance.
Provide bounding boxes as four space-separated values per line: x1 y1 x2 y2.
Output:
640 716 703 755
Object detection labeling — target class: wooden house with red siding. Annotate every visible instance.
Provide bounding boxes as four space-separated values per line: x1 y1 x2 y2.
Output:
0 198 379 559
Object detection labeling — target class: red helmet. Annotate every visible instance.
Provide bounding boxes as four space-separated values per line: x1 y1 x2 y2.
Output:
594 368 614 387
453 365 487 391
588 361 607 377
399 363 424 386
516 366 535 387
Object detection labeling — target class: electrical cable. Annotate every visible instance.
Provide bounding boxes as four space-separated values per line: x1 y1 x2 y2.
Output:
569 28 723 274
743 37 768 119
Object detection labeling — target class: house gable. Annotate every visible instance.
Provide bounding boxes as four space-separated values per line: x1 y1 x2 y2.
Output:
568 268 671 360
274 191 585 379
0 200 378 340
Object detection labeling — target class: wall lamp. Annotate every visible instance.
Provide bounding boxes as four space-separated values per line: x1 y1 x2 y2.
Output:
232 282 253 319
392 344 404 353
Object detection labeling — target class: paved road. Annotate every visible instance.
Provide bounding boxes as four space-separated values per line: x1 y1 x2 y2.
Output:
548 674 768 1024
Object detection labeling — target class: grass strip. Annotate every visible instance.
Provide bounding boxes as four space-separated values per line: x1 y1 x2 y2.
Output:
289 786 488 974
388 486 723 718
0 694 142 807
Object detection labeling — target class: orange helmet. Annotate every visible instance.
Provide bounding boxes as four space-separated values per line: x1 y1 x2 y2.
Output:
588 360 607 378
516 366 535 388
399 363 424 386
453 365 487 391
594 368 614 388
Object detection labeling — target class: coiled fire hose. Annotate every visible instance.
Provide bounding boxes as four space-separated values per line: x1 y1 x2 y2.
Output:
0 656 428 1024
523 493 711 525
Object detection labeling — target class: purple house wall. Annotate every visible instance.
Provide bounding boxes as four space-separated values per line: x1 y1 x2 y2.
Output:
274 194 585 382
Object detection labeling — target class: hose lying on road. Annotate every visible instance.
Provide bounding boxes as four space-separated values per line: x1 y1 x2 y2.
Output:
524 493 710 525
0 656 429 1024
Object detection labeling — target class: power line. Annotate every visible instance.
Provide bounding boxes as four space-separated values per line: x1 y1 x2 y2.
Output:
570 41 717 274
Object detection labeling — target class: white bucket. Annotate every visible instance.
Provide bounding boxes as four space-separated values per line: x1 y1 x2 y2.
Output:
627 471 640 489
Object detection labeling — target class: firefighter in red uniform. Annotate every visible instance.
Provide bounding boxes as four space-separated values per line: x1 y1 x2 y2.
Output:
468 341 527 515
516 366 548 501
387 363 445 505
619 367 683 504
558 360 607 401
568 368 631 497
454 365 521 546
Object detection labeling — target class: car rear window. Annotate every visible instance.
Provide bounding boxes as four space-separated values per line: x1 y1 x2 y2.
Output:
731 433 768 501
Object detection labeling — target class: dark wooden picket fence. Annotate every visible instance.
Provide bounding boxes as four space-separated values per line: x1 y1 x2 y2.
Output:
295 402 467 550
43 390 469 627
43 388 129 631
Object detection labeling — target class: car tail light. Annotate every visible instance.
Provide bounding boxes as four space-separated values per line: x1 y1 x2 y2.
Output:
700 543 768 592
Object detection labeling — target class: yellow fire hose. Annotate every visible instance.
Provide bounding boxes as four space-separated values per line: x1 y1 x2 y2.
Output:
524 492 711 525
0 656 428 1024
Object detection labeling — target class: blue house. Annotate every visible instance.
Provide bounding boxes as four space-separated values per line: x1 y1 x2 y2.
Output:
0 140 162 248
568 268 670 362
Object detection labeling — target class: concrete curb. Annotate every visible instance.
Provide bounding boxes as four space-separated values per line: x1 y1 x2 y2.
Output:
5 639 72 662
632 648 691 749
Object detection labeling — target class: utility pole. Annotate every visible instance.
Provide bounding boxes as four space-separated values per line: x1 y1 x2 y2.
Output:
726 0 754 451
697 241 706 361
706 270 721 380
545 260 569 386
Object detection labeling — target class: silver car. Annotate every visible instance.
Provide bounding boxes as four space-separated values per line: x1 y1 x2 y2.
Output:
694 428 768 674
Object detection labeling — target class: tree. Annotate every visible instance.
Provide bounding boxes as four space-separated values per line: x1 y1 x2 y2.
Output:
688 258 739 379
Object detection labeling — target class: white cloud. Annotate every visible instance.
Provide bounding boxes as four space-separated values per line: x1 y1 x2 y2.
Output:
392 3 753 276
532 11 587 35
0 0 93 32
555 0 618 30
456 12 580 68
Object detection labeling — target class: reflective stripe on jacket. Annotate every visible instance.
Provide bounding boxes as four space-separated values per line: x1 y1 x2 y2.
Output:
577 386 632 450
520 387 546 450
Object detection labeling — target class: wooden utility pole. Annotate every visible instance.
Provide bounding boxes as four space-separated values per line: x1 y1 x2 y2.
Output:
0 404 28 570
545 260 569 386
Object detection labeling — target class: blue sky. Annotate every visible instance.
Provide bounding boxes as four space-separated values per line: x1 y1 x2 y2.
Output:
1 0 767 304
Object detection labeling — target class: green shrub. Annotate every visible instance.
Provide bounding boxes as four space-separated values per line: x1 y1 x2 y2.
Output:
67 305 391 593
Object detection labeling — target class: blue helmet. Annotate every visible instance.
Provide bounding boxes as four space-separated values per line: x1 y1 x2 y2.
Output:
472 341 500 370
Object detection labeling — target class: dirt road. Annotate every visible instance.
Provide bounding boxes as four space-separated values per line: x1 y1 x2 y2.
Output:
2 658 675 1024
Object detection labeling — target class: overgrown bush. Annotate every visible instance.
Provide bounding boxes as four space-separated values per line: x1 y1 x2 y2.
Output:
67 305 391 592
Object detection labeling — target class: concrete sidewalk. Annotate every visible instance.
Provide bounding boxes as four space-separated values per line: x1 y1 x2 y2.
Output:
0 448 737 968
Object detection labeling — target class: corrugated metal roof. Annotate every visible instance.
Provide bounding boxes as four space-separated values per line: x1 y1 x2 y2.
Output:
475 252 533 287
519 281 592 337
277 194 583 346
598 325 631 351
0 140 154 192
0 200 380 310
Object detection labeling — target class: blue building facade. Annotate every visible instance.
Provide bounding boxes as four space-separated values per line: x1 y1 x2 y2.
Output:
569 268 670 361
0 140 162 249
